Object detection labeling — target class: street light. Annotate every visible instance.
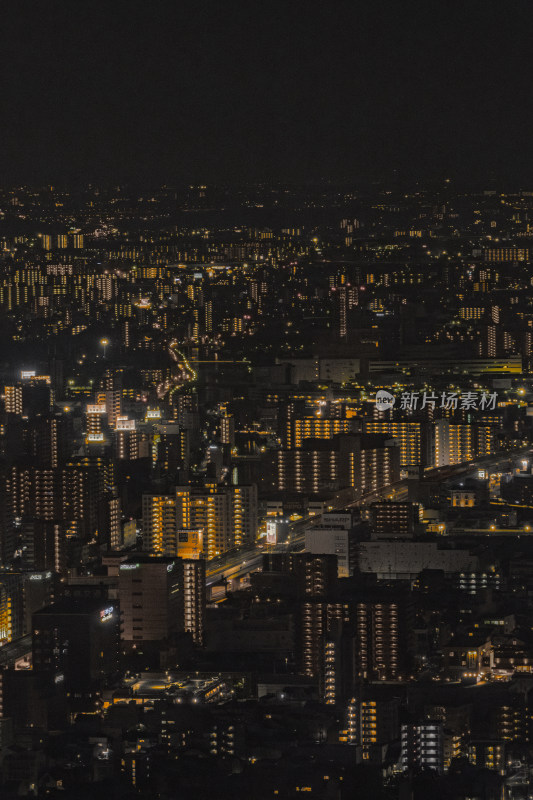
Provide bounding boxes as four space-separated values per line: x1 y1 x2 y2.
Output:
100 338 109 358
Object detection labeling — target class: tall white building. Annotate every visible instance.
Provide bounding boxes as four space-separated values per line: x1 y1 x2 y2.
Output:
401 721 444 774
305 511 360 577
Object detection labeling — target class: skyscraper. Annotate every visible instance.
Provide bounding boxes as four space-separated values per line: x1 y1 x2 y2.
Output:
118 555 206 647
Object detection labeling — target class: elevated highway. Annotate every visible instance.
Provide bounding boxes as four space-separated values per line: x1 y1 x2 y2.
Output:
206 446 533 588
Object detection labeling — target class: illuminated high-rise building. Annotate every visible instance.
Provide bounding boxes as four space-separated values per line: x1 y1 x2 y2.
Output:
288 416 358 449
204 299 213 333
26 414 67 468
401 721 444 774
142 493 178 555
363 420 431 468
435 420 494 466
0 573 23 644
339 696 400 753
114 419 148 461
467 740 505 773
292 554 341 679
336 284 358 338
370 501 419 540
478 324 498 357
114 426 139 460
122 320 131 349
353 592 414 681
272 434 399 497
274 436 353 494
8 465 59 520
292 553 338 599
174 484 257 558
21 519 68 572
155 423 190 473
4 385 22 415
104 389 122 428
0 470 15 567
61 461 106 542
299 599 330 678
118 555 205 647
220 414 235 446
179 558 205 645
86 403 106 444
108 495 121 550
355 436 401 499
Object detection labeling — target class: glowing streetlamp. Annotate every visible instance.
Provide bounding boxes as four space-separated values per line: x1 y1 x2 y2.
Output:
100 338 109 358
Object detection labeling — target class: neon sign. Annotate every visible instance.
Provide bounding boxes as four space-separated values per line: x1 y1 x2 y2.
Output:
100 606 114 622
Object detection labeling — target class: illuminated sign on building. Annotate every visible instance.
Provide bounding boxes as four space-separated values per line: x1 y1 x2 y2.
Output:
21 372 51 383
266 518 290 545
146 409 162 419
266 520 278 545
87 404 106 414
87 433 105 442
116 417 136 431
100 606 114 622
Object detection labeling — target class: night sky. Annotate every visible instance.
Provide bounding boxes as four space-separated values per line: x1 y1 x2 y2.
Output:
2 0 533 186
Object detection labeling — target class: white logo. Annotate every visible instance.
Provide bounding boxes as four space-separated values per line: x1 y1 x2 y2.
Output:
375 390 396 411
374 389 498 412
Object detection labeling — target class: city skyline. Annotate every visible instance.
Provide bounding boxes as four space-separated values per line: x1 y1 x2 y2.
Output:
2 2 533 798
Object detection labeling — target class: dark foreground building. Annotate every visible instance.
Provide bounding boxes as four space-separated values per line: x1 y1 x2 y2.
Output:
32 597 120 695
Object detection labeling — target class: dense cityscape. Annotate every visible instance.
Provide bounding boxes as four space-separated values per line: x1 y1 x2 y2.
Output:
0 181 533 797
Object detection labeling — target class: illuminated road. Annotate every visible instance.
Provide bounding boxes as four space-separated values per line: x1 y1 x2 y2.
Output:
156 339 197 400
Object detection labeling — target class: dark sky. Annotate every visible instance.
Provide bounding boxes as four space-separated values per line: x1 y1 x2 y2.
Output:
2 0 533 186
